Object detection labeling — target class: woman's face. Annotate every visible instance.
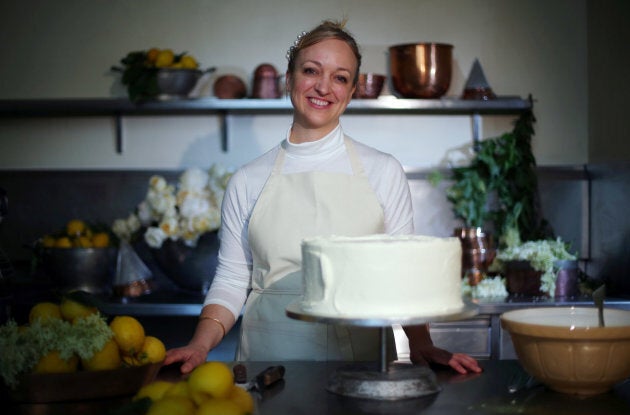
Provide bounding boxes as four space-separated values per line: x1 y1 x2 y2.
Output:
287 38 357 142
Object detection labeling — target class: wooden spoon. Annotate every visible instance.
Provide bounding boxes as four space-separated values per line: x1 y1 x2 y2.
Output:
593 284 606 327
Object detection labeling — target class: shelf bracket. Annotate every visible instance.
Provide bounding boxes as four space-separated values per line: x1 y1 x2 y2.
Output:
115 113 124 154
472 112 482 152
219 110 229 152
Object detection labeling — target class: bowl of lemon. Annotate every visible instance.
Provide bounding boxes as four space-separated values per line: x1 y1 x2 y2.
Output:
113 48 215 102
1 296 165 402
36 219 118 295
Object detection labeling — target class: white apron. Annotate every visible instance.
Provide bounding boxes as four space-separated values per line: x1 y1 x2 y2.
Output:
237 136 394 361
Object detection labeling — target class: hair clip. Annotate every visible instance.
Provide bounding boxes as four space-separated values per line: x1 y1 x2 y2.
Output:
286 31 308 61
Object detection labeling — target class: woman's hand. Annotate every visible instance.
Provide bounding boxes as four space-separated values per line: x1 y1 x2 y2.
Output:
409 344 482 375
403 323 483 375
164 343 208 374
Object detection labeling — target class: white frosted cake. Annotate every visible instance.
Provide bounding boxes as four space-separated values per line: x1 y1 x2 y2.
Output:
299 234 464 318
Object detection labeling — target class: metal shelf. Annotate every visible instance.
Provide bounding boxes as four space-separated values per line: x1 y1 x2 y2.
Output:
0 95 532 152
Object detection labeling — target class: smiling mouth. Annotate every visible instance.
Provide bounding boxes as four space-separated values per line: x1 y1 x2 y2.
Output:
308 97 330 107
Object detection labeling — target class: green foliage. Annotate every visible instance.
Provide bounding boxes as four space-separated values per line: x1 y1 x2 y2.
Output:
444 110 554 246
115 51 159 102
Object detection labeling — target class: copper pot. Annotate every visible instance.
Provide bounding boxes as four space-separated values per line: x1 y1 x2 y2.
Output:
389 43 453 99
252 63 281 99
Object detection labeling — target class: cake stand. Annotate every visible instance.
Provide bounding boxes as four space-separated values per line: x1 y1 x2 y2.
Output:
285 301 478 400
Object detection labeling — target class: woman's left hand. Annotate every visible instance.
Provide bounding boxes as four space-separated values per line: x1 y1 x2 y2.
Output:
409 344 482 375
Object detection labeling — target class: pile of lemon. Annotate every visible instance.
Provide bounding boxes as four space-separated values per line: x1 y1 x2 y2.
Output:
145 48 199 70
134 361 254 415
28 297 165 374
40 219 113 249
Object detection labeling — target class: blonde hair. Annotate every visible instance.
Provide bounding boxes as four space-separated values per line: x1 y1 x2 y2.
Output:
286 19 362 86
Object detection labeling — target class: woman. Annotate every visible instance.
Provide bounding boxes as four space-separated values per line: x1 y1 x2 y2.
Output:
165 19 481 375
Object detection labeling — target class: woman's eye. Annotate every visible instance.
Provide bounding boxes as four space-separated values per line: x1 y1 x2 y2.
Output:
336 75 349 84
303 67 317 75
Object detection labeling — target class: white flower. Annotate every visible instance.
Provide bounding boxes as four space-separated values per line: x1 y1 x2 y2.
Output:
112 218 131 241
179 168 208 192
178 192 211 218
148 175 168 192
112 213 142 241
462 276 509 299
113 164 233 248
136 201 154 225
158 216 180 238
144 226 167 248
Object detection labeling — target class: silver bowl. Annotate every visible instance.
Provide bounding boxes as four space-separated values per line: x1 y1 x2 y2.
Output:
156 68 203 99
39 247 118 294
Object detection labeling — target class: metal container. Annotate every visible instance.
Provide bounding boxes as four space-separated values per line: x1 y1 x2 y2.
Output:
352 73 385 99
251 64 281 99
389 43 453 98
156 68 203 98
39 247 118 294
454 227 495 285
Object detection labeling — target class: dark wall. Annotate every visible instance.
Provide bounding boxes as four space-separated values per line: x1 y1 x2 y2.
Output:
1 165 629 296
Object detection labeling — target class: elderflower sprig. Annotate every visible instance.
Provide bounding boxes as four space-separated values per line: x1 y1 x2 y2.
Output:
462 276 509 299
496 238 577 296
0 315 113 389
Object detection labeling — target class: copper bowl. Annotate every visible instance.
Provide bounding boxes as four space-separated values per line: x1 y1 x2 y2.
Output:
352 73 385 99
501 307 630 396
389 43 453 99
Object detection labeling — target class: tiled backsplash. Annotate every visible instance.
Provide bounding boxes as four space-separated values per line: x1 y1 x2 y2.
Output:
1 164 628 295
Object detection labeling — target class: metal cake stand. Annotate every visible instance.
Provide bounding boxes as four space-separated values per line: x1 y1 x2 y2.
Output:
286 301 478 400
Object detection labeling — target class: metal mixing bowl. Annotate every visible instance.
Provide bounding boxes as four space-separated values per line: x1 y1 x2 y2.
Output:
156 68 203 98
501 307 630 396
389 43 453 99
39 247 118 294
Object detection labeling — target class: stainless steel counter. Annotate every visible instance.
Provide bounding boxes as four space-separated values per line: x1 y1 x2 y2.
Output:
5 360 630 414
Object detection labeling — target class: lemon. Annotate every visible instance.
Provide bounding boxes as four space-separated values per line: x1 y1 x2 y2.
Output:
60 296 98 322
155 49 174 68
133 380 175 402
180 55 198 69
29 302 62 324
122 354 143 367
147 396 196 415
33 351 79 374
66 219 87 236
146 47 160 64
188 361 234 404
91 232 110 248
228 384 255 414
81 339 121 371
136 336 166 365
54 236 72 248
41 235 56 248
73 235 93 248
110 315 145 356
196 398 245 415
163 380 190 399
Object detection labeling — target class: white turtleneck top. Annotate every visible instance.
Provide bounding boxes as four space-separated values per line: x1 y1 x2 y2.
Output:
203 124 414 318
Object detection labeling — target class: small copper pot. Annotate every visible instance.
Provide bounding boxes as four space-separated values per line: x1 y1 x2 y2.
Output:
389 43 453 99
213 75 247 99
251 63 281 99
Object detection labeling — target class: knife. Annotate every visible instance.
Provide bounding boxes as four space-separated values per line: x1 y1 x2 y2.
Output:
236 365 285 392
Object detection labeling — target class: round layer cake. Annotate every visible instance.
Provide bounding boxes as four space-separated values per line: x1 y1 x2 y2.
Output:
299 234 464 319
